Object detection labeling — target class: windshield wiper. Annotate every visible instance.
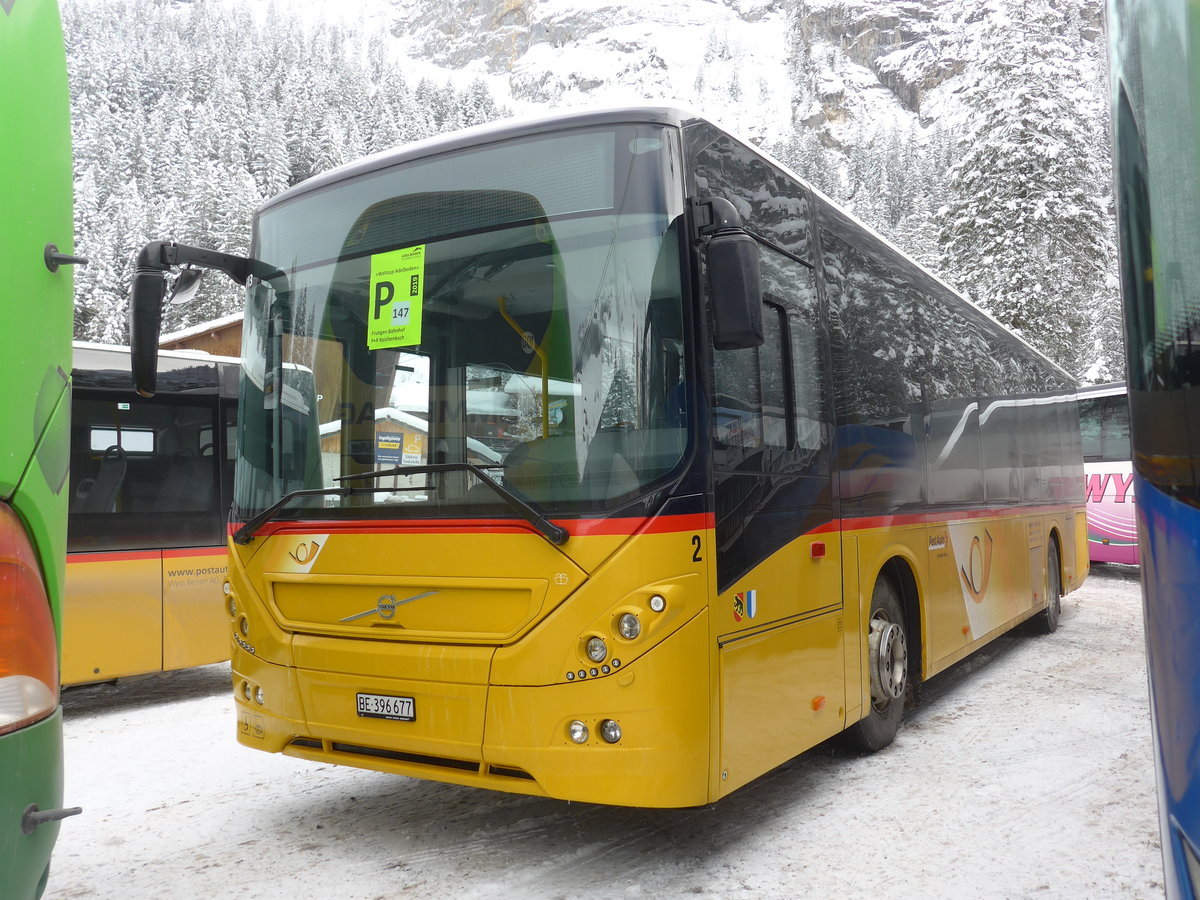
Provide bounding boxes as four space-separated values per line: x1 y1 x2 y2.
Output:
232 486 355 545
335 462 569 546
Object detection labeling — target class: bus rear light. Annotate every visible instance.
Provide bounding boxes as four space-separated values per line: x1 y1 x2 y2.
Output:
0 504 59 736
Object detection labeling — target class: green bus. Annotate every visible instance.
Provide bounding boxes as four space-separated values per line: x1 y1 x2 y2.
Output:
1 0 83 895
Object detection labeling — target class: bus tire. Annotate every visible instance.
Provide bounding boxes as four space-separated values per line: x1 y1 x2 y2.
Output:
842 576 908 753
1038 540 1062 634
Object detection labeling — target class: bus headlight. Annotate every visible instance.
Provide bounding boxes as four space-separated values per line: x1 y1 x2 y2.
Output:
239 616 250 637
599 719 622 743
585 636 607 663
568 720 589 744
255 686 265 705
617 613 640 640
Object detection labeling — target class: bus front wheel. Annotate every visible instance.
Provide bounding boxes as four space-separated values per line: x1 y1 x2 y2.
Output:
842 576 908 752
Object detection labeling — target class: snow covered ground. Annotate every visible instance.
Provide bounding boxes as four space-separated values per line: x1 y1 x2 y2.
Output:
46 565 1161 899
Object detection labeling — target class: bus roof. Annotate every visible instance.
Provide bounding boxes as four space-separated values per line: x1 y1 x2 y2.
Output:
259 104 699 216
1076 381 1127 400
72 342 239 395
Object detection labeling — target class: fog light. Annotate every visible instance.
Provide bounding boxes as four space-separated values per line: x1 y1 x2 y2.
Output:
600 719 622 743
242 682 252 701
568 720 589 744
255 686 265 705
585 636 607 663
649 594 666 613
617 613 640 640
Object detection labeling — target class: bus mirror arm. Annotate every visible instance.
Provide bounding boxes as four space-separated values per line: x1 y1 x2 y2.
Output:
135 240 278 286
693 198 764 351
129 241 282 398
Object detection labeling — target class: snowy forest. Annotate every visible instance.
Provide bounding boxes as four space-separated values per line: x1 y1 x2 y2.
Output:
63 0 1122 382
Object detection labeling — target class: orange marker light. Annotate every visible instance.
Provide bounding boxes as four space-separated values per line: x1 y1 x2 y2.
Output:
811 696 826 711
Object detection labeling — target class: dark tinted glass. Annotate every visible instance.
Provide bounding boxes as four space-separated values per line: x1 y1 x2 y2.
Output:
68 394 225 552
685 122 813 261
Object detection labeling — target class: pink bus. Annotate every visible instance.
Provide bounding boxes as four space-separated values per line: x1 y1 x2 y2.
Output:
1078 383 1138 565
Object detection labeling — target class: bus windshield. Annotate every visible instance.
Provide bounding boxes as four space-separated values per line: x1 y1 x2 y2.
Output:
235 124 690 521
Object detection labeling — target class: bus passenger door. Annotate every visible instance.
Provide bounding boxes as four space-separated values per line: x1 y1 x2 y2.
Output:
711 267 841 794
62 550 162 684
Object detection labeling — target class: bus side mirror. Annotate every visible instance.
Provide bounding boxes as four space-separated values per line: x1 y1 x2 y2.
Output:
708 229 763 350
130 267 167 398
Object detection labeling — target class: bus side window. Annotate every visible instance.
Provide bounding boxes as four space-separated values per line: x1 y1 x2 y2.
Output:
712 302 787 462
759 249 825 457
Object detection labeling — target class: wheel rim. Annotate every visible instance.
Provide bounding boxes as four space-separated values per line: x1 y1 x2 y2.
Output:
869 612 907 710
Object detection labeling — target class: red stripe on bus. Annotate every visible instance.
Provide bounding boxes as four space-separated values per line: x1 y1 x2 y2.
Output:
228 503 1078 543
67 549 162 564
234 513 717 540
68 546 227 564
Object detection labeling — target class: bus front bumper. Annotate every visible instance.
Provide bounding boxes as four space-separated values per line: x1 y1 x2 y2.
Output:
233 614 712 807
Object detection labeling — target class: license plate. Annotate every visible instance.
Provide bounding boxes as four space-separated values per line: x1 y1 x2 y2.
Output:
356 692 415 721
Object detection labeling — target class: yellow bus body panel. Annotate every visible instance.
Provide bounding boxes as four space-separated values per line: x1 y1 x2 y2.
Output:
850 508 1084 686
62 547 229 685
230 521 718 806
715 531 845 796
161 548 230 672
62 551 162 684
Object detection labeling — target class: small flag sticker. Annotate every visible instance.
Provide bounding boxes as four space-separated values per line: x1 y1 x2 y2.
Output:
733 589 758 623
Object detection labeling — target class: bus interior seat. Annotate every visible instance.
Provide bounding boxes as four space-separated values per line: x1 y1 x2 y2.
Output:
154 446 216 512
73 445 127 514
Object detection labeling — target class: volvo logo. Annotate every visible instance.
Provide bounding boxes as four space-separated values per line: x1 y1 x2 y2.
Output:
340 590 437 623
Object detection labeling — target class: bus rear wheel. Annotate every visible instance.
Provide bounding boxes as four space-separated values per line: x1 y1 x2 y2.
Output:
842 576 908 753
1038 541 1062 634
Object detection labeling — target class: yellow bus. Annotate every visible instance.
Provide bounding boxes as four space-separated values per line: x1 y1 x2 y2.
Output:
129 108 1087 807
62 343 237 685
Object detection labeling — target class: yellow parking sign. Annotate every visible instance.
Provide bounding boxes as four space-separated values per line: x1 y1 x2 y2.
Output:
368 244 425 349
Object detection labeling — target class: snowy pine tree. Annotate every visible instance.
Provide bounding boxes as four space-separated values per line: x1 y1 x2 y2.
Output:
61 0 509 342
935 0 1117 377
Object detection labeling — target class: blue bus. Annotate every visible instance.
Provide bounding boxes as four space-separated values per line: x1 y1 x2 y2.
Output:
1108 0 1200 895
